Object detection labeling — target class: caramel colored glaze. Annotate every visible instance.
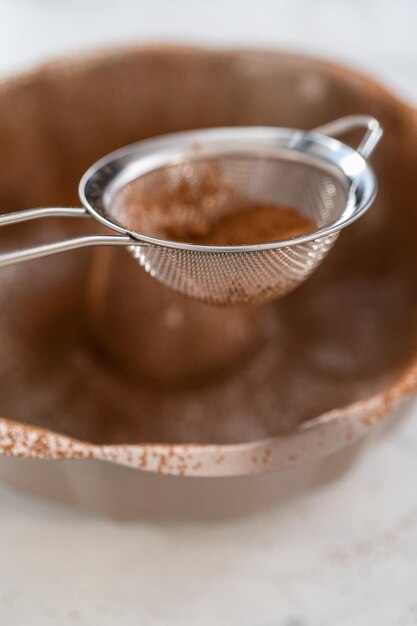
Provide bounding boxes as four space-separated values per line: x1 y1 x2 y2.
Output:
0 47 416 445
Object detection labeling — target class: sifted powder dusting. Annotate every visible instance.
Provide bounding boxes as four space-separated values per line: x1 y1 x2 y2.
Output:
0 47 417 448
110 161 315 245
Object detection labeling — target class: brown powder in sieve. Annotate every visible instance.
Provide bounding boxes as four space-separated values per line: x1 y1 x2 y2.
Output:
110 161 315 245
165 202 315 245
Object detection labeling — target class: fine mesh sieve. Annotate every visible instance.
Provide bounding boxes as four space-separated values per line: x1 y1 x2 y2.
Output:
0 115 382 306
112 156 344 305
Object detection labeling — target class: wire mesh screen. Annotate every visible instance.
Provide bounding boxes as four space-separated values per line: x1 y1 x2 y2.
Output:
110 155 346 305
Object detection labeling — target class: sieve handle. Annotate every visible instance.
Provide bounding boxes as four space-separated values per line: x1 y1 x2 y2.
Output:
0 206 136 268
313 115 383 160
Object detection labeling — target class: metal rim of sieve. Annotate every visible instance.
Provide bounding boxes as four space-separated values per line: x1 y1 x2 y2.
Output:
79 116 380 253
0 115 382 271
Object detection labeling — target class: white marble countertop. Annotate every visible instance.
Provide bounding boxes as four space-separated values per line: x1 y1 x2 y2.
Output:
0 1 417 624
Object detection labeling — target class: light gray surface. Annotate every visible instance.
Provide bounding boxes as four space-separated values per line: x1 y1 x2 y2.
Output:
0 1 417 624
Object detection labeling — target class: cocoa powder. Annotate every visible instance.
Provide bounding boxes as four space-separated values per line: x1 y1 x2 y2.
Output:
167 202 314 245
110 162 315 245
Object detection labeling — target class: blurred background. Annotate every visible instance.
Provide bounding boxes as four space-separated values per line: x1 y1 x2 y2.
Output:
1 0 416 103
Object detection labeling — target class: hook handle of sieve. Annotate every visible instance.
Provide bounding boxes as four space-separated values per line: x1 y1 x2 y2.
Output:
0 206 139 268
313 115 383 160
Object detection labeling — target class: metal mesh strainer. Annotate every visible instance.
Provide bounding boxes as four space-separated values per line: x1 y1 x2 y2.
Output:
0 115 382 306
114 156 344 305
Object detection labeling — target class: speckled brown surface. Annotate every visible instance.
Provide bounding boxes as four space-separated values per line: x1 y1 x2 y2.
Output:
0 46 416 454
